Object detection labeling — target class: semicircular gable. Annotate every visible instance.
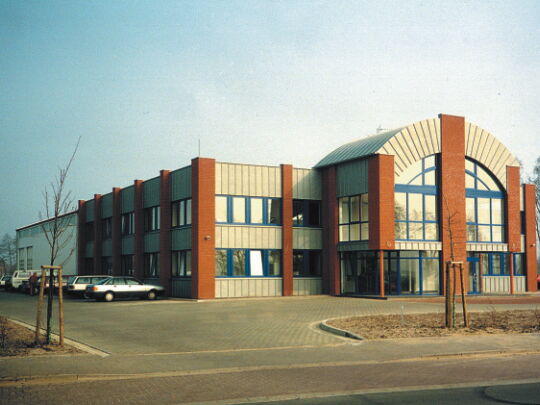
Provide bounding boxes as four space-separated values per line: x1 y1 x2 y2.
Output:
376 118 441 176
464 122 520 189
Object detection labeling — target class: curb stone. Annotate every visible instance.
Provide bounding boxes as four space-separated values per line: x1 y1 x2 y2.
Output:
320 319 364 340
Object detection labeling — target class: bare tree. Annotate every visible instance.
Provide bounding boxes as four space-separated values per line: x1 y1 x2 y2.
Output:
0 233 16 274
40 137 81 267
528 156 540 242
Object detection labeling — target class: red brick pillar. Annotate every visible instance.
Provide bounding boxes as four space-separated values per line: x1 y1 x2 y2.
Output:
93 194 102 275
322 166 340 295
506 166 521 253
368 154 395 296
133 180 144 280
523 184 538 292
281 164 293 296
191 158 216 299
439 114 467 294
112 187 122 276
159 170 171 296
77 200 86 275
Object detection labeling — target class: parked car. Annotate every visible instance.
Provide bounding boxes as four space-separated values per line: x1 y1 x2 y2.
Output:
66 275 111 297
10 270 32 291
85 277 164 302
0 275 11 289
33 275 70 294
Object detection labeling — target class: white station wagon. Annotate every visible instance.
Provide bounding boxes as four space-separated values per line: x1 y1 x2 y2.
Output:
85 277 164 302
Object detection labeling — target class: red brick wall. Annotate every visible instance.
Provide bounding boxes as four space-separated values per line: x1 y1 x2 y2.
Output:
77 200 86 275
523 184 538 291
506 166 521 253
368 154 395 251
192 158 216 299
281 164 293 296
112 187 121 276
133 180 144 280
439 114 467 293
159 170 171 295
321 166 340 295
93 194 102 275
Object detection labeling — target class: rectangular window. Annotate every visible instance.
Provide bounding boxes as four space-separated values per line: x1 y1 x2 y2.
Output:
144 206 160 232
268 199 281 224
293 249 322 277
232 198 246 223
293 200 321 227
249 250 264 276
514 254 524 275
85 222 94 241
232 249 246 276
144 253 159 277
338 194 369 242
171 199 192 227
268 251 281 276
102 217 112 239
26 247 33 270
215 250 228 276
121 255 134 276
121 212 134 236
171 250 192 277
250 199 264 224
102 256 113 275
216 196 228 223
18 248 25 270
292 200 304 226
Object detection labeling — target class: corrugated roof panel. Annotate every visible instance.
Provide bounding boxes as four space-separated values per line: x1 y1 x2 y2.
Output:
314 128 403 168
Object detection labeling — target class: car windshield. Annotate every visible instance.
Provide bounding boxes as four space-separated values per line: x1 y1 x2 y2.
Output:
67 276 77 284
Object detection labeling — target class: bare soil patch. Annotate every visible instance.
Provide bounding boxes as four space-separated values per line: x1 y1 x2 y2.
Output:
0 316 82 357
327 310 540 340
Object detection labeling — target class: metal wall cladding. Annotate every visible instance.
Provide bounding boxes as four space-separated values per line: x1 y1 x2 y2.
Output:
144 232 160 253
466 243 508 252
171 278 192 298
85 241 94 258
171 228 191 250
337 241 369 252
85 200 95 222
336 159 369 197
514 276 526 293
215 277 282 298
102 239 112 257
293 168 322 200
293 228 323 250
464 123 520 190
379 118 441 178
101 193 113 218
121 186 135 213
171 166 192 201
395 241 443 251
216 162 281 197
122 235 134 255
143 176 160 208
482 276 512 293
215 225 281 249
293 278 322 295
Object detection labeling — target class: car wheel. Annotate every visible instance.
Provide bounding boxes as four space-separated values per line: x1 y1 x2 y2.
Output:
147 290 157 300
104 292 114 302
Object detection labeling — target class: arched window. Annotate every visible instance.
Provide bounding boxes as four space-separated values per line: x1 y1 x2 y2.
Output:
465 159 505 242
395 155 438 241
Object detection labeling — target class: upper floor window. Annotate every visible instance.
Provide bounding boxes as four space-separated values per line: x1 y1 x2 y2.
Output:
338 194 369 242
171 199 192 228
395 155 438 241
102 217 112 239
144 206 160 232
144 252 159 277
216 195 281 225
465 159 505 243
293 200 321 227
121 212 134 236
171 250 191 277
85 222 94 241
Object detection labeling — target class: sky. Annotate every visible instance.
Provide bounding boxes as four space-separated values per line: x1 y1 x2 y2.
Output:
1 0 539 236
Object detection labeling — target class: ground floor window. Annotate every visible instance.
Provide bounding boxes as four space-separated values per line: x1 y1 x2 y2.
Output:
102 256 113 276
341 250 440 296
293 250 322 277
215 249 281 277
144 252 160 278
171 250 191 277
340 251 379 295
121 255 134 276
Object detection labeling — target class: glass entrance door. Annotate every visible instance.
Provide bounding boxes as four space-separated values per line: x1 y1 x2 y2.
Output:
467 256 480 294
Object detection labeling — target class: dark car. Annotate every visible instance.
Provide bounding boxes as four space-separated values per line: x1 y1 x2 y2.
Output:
85 277 164 302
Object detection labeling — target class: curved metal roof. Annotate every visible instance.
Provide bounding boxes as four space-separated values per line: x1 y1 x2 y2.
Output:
314 128 404 168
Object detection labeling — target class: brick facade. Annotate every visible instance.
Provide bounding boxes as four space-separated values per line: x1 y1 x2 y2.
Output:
112 187 121 276
322 166 340 295
92 194 102 275
159 170 171 295
133 180 144 281
523 184 538 292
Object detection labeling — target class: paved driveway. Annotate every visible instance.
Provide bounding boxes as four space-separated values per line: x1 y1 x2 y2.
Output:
0 291 537 355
